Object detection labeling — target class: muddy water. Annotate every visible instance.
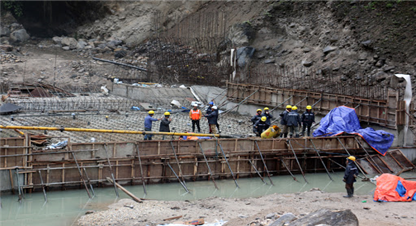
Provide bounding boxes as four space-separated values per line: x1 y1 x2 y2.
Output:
1 172 414 226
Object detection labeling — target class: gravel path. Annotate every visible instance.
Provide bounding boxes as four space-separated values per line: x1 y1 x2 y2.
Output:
77 189 416 226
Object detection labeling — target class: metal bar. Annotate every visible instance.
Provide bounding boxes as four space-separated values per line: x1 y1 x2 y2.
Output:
71 152 92 199
287 140 308 183
82 167 95 197
15 168 24 202
198 142 218 189
0 125 220 137
170 141 186 185
254 140 274 185
336 137 369 179
167 162 189 193
92 57 147 72
216 140 239 188
38 170 47 202
280 158 298 181
222 89 259 115
270 96 292 112
104 144 119 197
353 137 384 173
135 143 147 195
248 159 266 184
309 139 333 181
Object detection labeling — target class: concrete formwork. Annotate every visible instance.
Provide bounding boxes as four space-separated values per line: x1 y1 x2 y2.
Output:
1 136 414 193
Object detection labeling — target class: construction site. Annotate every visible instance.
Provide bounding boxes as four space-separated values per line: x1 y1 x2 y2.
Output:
1 1 416 226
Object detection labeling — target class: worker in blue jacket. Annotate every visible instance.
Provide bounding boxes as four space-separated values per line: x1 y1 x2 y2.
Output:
301 105 315 137
251 109 263 125
253 116 268 137
261 107 273 129
343 156 359 198
144 110 161 140
286 106 301 138
205 105 218 134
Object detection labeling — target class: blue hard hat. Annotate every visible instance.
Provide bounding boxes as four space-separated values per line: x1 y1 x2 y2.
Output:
209 102 214 105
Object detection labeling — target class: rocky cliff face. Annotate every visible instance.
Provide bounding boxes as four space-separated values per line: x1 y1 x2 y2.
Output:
1 1 416 98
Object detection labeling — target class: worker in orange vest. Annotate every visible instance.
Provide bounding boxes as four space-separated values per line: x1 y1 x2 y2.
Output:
189 104 203 133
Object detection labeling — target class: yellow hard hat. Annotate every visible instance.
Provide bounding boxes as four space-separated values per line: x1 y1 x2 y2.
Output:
306 105 312 110
261 116 267 122
292 106 298 110
264 107 269 111
164 112 170 116
286 105 292 109
148 110 155 114
257 109 262 112
347 156 356 161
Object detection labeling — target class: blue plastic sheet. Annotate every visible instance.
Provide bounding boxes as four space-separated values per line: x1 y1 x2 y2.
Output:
313 106 394 155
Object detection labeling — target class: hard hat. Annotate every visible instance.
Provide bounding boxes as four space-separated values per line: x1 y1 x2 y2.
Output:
209 101 214 105
291 106 298 110
286 105 292 109
261 116 267 122
148 110 155 114
212 106 217 110
347 156 356 161
306 105 312 110
257 109 262 112
192 104 198 107
164 112 171 116
264 107 269 111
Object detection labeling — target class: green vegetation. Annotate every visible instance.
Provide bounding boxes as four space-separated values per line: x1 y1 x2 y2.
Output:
410 7 416 12
365 0 407 10
1 0 23 17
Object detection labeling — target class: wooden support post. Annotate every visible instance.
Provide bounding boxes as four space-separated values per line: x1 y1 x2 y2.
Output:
38 170 47 202
135 143 147 195
254 140 274 185
106 177 143 203
9 169 15 195
104 144 119 197
198 142 218 189
287 139 308 183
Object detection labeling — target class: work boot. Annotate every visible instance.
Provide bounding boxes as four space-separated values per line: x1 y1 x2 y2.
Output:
295 134 300 138
284 133 288 138
343 188 353 198
351 187 354 196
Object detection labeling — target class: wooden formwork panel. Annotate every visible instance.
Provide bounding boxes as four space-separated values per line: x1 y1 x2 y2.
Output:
0 137 25 168
226 82 397 128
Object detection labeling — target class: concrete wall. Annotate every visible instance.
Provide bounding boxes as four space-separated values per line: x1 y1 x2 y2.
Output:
400 148 416 162
0 169 23 192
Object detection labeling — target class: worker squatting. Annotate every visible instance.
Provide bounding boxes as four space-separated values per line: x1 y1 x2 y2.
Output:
143 102 219 140
251 105 315 138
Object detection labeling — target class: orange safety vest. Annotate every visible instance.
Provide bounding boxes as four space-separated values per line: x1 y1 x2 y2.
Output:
190 109 201 120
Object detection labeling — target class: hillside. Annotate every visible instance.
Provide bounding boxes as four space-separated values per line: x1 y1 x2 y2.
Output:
1 1 415 99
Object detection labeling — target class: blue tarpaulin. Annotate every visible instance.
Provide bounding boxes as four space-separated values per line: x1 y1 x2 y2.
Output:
313 106 394 155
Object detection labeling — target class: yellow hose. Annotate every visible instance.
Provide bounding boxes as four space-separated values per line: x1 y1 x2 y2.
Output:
0 125 220 137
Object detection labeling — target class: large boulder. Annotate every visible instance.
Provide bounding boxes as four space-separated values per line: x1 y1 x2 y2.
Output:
236 46 255 68
61 37 78 49
0 26 11 37
290 208 359 226
10 29 30 43
269 213 297 226
228 22 255 46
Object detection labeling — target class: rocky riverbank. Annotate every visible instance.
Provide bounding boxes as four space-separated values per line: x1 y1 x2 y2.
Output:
77 189 415 226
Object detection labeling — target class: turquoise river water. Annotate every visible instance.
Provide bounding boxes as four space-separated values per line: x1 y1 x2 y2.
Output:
2 172 414 226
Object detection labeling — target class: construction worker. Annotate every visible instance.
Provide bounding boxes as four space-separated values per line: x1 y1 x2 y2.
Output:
144 110 161 140
343 156 359 198
189 104 203 133
251 109 263 125
301 105 315 137
207 101 221 133
205 105 218 134
279 105 292 138
159 112 172 140
261 107 273 129
253 116 268 137
286 106 301 138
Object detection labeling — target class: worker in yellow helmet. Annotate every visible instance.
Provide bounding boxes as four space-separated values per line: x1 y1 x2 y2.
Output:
251 108 263 125
343 156 358 198
253 116 268 137
159 112 172 140
286 106 301 138
261 107 273 129
279 105 292 138
301 105 315 137
144 110 161 140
